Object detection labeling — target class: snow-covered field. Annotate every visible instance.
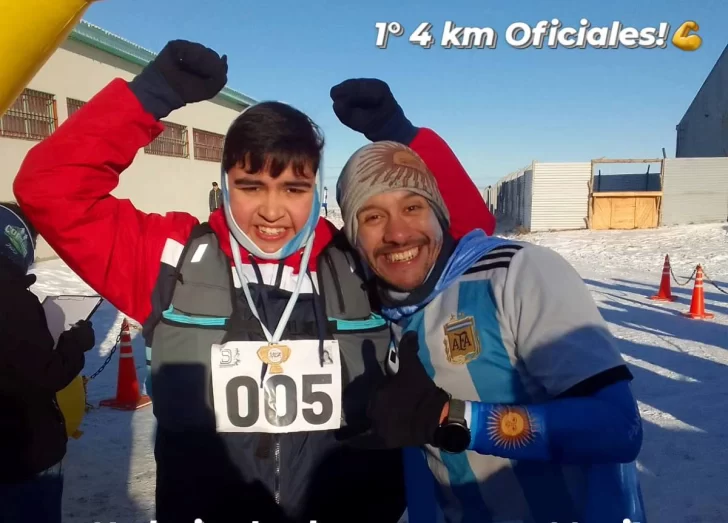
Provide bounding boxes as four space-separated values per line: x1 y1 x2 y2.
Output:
29 212 728 523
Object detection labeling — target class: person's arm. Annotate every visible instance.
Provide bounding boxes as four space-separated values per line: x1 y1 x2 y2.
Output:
464 380 640 464
408 128 495 238
0 292 87 392
461 245 642 464
330 78 496 237
13 80 197 324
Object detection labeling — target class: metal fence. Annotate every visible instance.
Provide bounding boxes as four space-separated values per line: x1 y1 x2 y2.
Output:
491 165 532 229
491 162 591 232
489 157 728 232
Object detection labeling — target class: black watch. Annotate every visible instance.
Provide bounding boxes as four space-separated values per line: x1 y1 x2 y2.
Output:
433 398 470 453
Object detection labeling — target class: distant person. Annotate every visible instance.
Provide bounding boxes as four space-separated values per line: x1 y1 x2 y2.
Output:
0 202 95 523
322 185 328 216
209 181 222 213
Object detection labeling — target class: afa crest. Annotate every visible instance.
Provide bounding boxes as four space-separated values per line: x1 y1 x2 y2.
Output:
443 314 480 364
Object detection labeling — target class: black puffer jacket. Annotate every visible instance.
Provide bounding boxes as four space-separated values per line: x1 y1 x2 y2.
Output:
0 256 86 483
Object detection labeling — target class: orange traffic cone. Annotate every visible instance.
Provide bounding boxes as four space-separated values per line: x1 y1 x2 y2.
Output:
682 265 714 320
100 319 152 410
650 254 676 301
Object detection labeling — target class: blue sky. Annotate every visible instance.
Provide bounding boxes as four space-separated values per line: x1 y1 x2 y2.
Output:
83 0 727 189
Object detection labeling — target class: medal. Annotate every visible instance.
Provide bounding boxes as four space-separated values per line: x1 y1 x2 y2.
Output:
257 344 292 374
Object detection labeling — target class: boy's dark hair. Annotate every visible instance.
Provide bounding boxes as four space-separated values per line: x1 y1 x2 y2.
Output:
222 102 324 178
0 201 38 241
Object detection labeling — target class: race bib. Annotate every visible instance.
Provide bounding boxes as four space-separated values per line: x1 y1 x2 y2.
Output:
210 340 342 433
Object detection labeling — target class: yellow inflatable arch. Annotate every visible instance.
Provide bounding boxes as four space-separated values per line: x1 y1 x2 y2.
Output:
1 0 99 437
0 0 98 115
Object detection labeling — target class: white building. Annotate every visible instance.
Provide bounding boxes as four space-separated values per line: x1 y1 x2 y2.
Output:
0 21 257 259
675 44 728 158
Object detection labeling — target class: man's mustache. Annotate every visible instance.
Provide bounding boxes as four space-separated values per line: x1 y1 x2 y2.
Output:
374 238 428 258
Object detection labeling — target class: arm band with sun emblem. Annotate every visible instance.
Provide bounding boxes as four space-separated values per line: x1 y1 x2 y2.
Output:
466 381 643 464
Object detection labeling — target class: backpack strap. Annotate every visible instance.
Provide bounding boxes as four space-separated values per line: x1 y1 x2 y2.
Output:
164 223 235 321
318 231 386 332
143 223 220 339
171 223 216 284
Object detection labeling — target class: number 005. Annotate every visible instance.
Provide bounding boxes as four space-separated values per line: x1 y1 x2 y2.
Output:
225 374 333 428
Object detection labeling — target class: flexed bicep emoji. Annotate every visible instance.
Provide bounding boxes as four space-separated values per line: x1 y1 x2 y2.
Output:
672 21 702 51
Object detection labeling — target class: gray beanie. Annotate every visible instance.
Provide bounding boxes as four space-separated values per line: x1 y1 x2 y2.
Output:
337 141 450 244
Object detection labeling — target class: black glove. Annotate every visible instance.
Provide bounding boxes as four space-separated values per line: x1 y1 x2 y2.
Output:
368 331 449 448
129 40 228 120
330 78 418 144
58 320 96 353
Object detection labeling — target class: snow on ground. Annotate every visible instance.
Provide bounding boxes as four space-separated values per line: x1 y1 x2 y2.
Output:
504 222 728 523
29 215 728 523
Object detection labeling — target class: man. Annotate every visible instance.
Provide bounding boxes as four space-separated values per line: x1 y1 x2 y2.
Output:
336 141 647 523
14 40 493 522
322 186 328 217
0 203 95 523
209 181 222 213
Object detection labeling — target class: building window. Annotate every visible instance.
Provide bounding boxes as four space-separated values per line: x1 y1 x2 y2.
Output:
145 121 189 158
67 98 86 118
193 128 225 162
0 88 57 141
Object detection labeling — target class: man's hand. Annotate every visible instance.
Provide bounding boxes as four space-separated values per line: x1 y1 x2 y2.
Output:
58 320 95 353
151 40 228 104
330 78 417 144
368 331 449 448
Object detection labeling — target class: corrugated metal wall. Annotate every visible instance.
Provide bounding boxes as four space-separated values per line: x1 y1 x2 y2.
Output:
522 169 533 229
489 157 727 232
491 167 532 229
530 162 591 231
661 157 728 225
483 185 497 214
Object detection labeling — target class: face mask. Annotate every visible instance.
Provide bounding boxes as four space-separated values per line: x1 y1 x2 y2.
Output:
0 205 35 273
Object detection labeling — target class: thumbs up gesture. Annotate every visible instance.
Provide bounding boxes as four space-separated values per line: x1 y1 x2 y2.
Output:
367 331 450 448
